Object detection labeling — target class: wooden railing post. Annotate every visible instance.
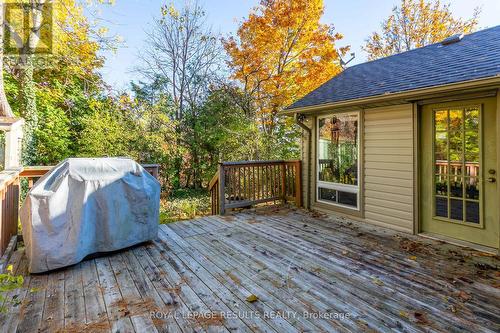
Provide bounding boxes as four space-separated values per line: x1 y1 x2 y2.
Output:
11 179 20 238
280 163 286 203
218 164 226 215
294 160 302 208
208 171 219 215
142 164 160 179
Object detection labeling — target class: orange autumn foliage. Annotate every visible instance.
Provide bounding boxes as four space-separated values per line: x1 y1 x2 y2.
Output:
364 0 480 60
223 0 348 134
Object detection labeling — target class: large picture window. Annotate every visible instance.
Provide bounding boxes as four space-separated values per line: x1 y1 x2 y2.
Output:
317 112 359 209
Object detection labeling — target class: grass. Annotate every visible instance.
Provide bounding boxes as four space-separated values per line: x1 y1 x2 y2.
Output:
160 188 211 224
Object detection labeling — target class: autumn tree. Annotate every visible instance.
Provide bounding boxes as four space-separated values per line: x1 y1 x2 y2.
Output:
223 0 347 136
364 0 480 60
139 1 222 188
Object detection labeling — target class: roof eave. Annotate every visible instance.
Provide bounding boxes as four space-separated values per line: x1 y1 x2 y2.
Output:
283 75 500 115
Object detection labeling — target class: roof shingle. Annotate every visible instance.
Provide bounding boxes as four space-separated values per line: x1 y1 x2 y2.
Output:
288 25 500 109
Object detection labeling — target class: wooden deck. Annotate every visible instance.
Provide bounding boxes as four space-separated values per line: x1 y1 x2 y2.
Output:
1 207 499 333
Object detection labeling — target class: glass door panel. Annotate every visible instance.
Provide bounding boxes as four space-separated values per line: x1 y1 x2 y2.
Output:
433 106 481 224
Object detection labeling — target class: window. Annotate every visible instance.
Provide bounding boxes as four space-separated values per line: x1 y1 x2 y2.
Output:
433 106 481 224
317 112 359 209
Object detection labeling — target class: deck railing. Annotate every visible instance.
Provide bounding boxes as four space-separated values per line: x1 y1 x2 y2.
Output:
20 164 160 190
0 169 21 258
209 160 302 215
0 163 160 258
435 160 479 177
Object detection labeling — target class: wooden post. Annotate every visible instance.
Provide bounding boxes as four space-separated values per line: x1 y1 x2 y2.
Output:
0 188 4 255
280 163 286 203
10 180 19 241
0 172 20 257
1 118 24 169
218 164 226 215
294 161 302 207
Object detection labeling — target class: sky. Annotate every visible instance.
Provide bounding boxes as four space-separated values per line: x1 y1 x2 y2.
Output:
95 0 500 90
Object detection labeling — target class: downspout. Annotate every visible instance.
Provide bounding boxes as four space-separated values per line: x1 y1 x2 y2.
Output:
295 113 312 209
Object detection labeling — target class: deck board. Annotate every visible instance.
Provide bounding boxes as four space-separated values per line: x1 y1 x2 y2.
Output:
94 256 136 332
81 259 110 331
1 207 499 333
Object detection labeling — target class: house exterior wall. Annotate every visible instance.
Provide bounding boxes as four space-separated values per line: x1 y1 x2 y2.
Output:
363 104 415 233
301 103 415 234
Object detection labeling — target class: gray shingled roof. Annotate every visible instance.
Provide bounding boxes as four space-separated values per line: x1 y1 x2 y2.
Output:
288 25 500 110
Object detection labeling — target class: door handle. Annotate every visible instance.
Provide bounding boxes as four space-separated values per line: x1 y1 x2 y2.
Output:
487 177 496 183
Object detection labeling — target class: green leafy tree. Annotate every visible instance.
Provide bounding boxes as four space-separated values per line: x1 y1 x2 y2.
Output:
3 0 114 165
184 86 260 185
33 104 72 165
77 89 179 190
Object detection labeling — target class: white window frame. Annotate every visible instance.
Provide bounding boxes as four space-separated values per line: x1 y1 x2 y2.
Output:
316 111 360 211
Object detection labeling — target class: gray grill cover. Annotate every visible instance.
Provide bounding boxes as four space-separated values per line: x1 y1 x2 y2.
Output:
20 158 160 273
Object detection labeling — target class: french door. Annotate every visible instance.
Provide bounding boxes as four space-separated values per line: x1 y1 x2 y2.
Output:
420 98 499 248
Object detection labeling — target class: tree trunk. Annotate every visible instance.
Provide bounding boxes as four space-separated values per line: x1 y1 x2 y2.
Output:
18 0 45 166
0 63 14 118
173 126 182 188
19 55 38 165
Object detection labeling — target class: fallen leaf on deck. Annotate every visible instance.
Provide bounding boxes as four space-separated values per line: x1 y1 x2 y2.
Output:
225 271 241 285
409 256 417 261
166 284 182 295
247 218 261 224
342 250 348 255
57 319 111 333
111 298 158 318
190 311 225 329
414 311 429 324
311 267 322 273
457 291 471 301
310 210 326 218
372 278 384 286
457 276 473 284
471 252 496 257
399 238 429 254
399 310 409 319
246 294 259 303
356 319 369 329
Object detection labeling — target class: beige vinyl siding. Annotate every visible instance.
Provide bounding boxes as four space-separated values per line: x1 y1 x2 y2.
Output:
363 104 415 233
